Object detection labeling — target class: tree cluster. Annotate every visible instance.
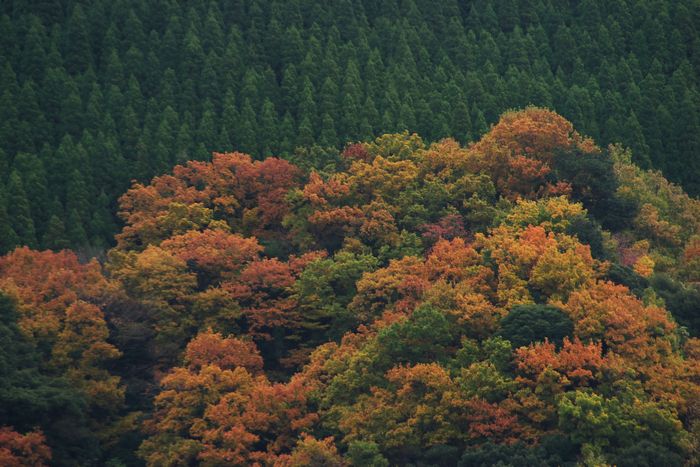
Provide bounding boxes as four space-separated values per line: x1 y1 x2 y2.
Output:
1 108 698 466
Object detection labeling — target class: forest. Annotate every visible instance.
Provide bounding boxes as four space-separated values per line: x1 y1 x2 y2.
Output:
1 1 700 466
2 107 700 465
1 0 700 254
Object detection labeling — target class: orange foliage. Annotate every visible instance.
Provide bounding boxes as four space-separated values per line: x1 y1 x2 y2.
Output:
633 254 655 277
5 109 696 464
0 248 123 411
184 330 264 374
0 247 112 334
197 376 316 465
515 338 606 390
275 435 345 467
0 427 51 467
141 333 316 466
359 200 399 245
683 238 700 264
307 206 365 234
161 229 263 281
473 107 597 165
339 363 522 449
463 398 522 443
681 238 700 282
468 107 598 199
424 238 491 287
476 225 598 305
225 252 324 339
301 172 353 207
117 152 301 250
562 281 676 362
349 256 429 320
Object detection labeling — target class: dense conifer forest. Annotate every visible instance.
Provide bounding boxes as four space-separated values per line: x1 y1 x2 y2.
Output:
1 1 700 466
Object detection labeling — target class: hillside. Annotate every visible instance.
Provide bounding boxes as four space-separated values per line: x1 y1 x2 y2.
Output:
0 108 699 466
1 0 700 255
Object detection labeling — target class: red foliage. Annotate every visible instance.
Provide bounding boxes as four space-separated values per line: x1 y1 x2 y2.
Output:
0 248 116 362
515 338 606 389
196 376 317 465
0 427 51 467
161 230 262 280
0 247 110 315
184 330 264 374
225 252 325 338
468 107 598 199
420 214 471 244
464 398 521 443
341 143 371 162
117 152 302 249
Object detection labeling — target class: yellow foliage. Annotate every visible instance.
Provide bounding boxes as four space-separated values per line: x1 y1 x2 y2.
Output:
634 255 656 278
504 196 586 233
363 131 425 162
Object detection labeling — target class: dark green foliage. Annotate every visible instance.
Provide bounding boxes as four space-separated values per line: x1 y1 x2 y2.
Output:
377 305 453 364
0 192 20 252
565 216 606 259
459 436 577 467
7 171 37 248
66 208 89 248
294 250 379 344
43 214 70 250
414 445 459 466
0 0 698 252
650 274 700 336
551 147 637 231
605 264 649 298
346 441 389 467
609 440 684 467
500 304 574 348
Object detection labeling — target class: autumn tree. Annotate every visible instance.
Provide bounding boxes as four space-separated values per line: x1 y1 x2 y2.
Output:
0 427 51 467
139 331 316 466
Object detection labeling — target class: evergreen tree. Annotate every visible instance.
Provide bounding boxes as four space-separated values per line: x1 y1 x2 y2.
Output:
237 99 258 157
65 169 90 224
319 113 338 148
197 100 217 150
89 190 115 248
11 152 49 238
259 98 279 156
0 191 20 253
298 77 318 128
0 89 19 156
451 98 473 143
63 4 92 74
66 208 88 248
297 115 315 148
43 214 70 251
622 112 651 169
7 171 37 248
175 121 193 164
279 111 296 155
